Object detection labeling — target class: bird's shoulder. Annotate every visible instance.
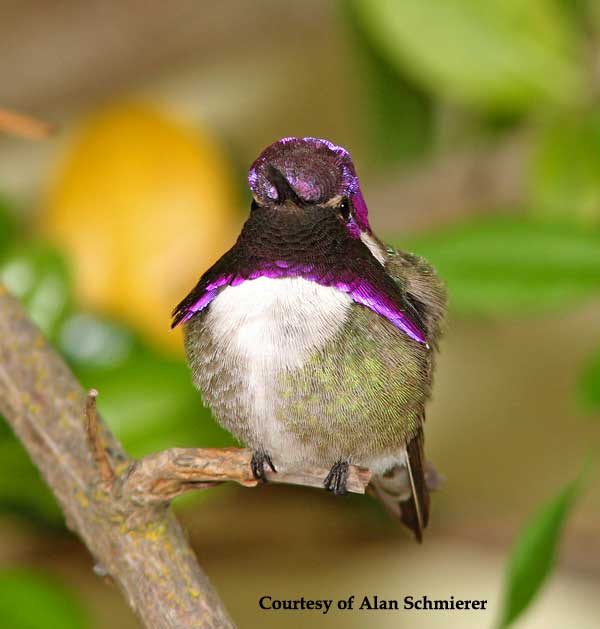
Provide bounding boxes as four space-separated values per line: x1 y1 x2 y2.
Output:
383 244 447 347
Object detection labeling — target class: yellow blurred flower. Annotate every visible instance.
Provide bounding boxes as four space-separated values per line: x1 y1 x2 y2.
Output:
40 102 240 353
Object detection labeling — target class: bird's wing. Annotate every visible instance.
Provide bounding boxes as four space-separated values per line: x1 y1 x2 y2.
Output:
324 260 428 344
171 248 239 328
384 246 447 349
368 245 447 541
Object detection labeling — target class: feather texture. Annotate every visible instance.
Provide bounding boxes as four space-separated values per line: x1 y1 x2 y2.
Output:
176 136 447 540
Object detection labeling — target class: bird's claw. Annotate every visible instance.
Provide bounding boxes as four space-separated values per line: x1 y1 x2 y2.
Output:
324 460 349 495
251 451 276 483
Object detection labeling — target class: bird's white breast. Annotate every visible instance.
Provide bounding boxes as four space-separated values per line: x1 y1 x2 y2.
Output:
207 276 352 369
205 276 352 459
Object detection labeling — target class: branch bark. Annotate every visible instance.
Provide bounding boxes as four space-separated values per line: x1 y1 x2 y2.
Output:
0 286 371 628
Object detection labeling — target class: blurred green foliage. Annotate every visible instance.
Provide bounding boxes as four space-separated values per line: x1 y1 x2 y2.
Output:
0 569 87 629
344 0 434 164
497 475 582 628
399 216 600 314
352 0 584 113
532 114 600 226
1 242 73 339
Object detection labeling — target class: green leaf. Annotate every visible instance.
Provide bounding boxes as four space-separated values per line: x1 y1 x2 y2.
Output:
531 113 600 226
0 243 73 340
352 0 584 113
497 476 582 628
343 0 433 165
578 347 600 411
396 216 600 315
0 569 87 629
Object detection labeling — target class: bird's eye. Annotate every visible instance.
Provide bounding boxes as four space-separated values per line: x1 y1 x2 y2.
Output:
251 199 260 212
338 198 351 222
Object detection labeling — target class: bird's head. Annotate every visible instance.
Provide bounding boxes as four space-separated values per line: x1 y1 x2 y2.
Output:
247 136 371 237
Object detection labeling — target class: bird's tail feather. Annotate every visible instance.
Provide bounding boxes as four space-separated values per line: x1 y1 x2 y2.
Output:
368 428 432 542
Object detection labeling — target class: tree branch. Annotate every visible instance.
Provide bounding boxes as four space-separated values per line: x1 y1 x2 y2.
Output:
121 447 370 508
0 286 371 627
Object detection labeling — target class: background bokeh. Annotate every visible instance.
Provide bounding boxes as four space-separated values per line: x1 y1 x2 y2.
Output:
1 1 599 627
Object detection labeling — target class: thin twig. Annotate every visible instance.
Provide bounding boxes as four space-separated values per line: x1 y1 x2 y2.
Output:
85 389 115 485
0 107 54 139
121 447 371 506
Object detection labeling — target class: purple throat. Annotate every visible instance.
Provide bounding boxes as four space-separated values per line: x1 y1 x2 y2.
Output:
176 266 426 345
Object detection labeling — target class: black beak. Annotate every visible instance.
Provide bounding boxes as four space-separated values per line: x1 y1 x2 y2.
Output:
266 165 305 206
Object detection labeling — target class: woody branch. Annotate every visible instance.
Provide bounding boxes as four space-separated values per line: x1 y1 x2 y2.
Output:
0 286 370 629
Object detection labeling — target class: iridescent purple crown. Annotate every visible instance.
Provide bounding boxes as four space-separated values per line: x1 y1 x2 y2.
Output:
248 137 370 229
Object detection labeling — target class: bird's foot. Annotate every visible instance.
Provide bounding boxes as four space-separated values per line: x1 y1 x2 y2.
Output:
250 451 277 483
324 460 349 496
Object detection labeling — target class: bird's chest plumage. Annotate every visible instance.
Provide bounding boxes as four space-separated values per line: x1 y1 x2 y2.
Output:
184 274 428 471
184 277 353 465
207 276 351 374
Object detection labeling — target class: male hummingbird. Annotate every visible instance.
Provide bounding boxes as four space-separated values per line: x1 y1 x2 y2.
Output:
172 137 446 541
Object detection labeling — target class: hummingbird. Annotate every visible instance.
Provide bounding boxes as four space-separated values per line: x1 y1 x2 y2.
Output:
172 137 446 541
